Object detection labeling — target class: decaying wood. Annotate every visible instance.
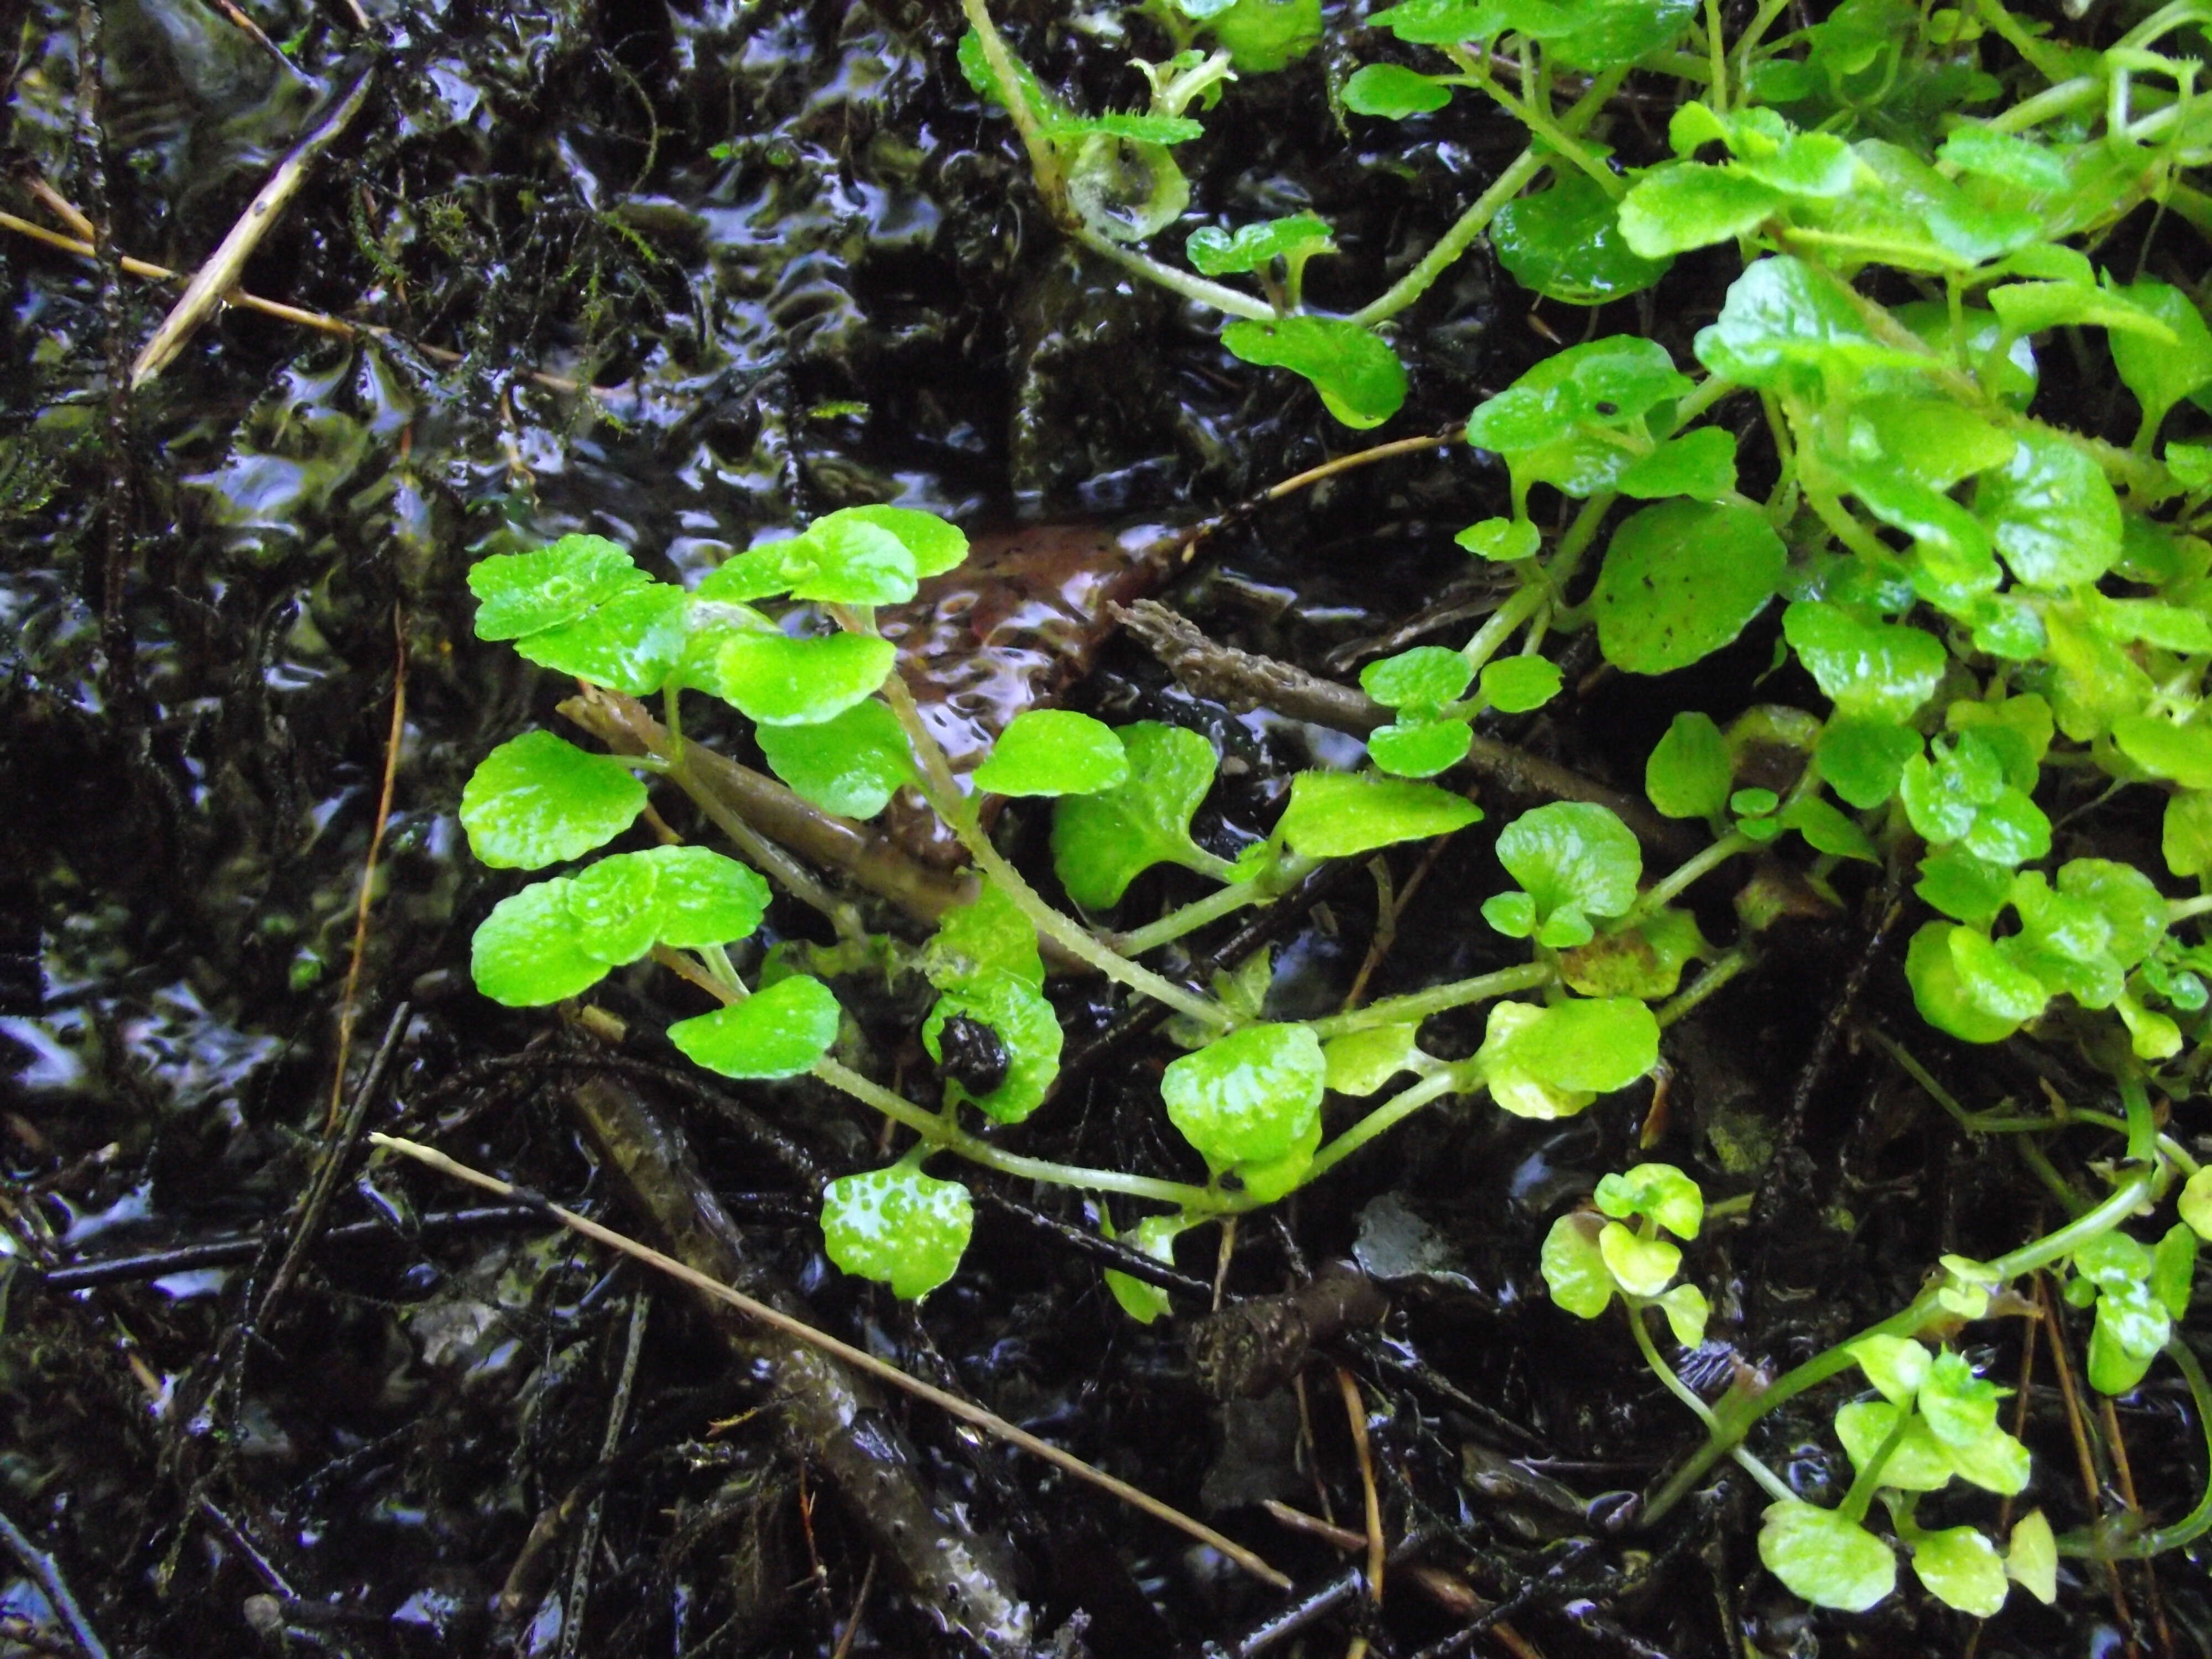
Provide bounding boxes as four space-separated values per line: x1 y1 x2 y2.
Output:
1113 599 1700 859
562 1074 1037 1655
129 70 375 387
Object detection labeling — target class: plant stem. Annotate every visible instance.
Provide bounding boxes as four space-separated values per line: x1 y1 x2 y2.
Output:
1303 1069 1467 1186
1629 1302 1796 1503
1642 1081 2162 1524
1627 831 1754 923
1112 868 1283 956
1302 961 1554 1040
1071 225 1277 320
879 674 1233 1030
1655 948 1752 1026
2063 1334 2212 1558
816 1057 1217 1208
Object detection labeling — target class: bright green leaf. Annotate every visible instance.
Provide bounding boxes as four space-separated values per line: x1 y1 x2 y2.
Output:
1221 316 1407 429
2114 713 2212 790
1480 656 1562 713
1594 1162 1703 1239
1186 212 1337 277
1594 501 1785 674
1758 1500 1896 1612
1618 426 1739 500
472 879 612 1006
1323 1022 1428 1096
1051 722 1219 907
1975 429 2121 588
1363 646 1473 709
1162 1023 1326 1172
470 535 647 641
821 1165 974 1299
1342 62 1451 116
1598 1220 1680 1298
2007 1511 2058 1605
460 731 649 870
1369 718 1474 778
923 971 1062 1123
1911 1527 2007 1618
1784 603 1945 722
512 583 690 695
1456 517 1542 561
1646 712 1732 820
565 854 661 964
756 698 917 819
1619 163 1784 257
1495 802 1641 941
645 846 772 949
1274 771 1481 858
1541 1212 1615 1317
1849 1334 1931 1406
974 709 1129 797
714 632 896 726
1906 921 2026 1044
669 975 842 1078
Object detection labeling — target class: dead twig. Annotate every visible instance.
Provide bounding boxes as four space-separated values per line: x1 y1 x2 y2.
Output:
325 604 405 1130
0 1505 108 1659
131 69 375 386
368 1130 1293 1591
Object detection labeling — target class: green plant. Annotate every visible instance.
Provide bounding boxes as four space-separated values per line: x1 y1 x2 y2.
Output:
450 0 2212 1617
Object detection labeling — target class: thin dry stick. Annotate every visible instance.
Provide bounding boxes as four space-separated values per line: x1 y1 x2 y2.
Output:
829 1555 878 1659
2040 1274 2137 1647
132 69 375 385
368 1131 1292 1590
1337 1367 1386 1608
24 175 94 239
1264 1500 1367 1553
0 207 591 394
326 604 406 1130
2098 1392 2172 1655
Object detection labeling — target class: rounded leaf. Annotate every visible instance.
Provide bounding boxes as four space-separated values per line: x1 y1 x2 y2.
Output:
1369 718 1474 779
1479 656 1562 713
1275 772 1480 858
1975 427 2121 588
470 535 646 641
922 972 1062 1124
1361 645 1473 709
1598 1220 1680 1298
821 1165 974 1300
1594 500 1785 675
669 975 841 1079
1757 1500 1897 1613
460 731 649 870
566 854 661 964
1657 1282 1709 1347
1493 171 1672 306
1220 316 1407 429
757 698 917 819
1646 712 1732 820
1496 802 1642 926
714 632 897 726
774 516 919 605
472 880 611 1006
2006 1511 2058 1605
823 504 969 578
1846 1334 1931 1406
1541 1212 1615 1318
1051 722 1219 907
1161 1023 1326 1172
1910 1527 2007 1618
646 846 771 948
1342 62 1451 117
512 583 690 695
974 709 1129 796
1594 1164 1703 1240
1783 603 1947 722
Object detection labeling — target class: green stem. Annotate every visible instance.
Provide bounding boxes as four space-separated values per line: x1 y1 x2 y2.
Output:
1302 961 1555 1040
1630 1301 1797 1503
1642 1081 2162 1524
2062 1334 2212 1559
1111 860 1305 956
1460 581 1550 674
2169 893 2212 922
1302 1069 1470 1189
880 675 1233 1030
1839 1413 1911 1525
1348 146 1551 328
1656 948 1752 1026
1070 225 1277 320
1627 831 1754 924
816 1057 1217 1208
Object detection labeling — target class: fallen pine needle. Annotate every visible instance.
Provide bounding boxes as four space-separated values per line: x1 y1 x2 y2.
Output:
368 1131 1292 1591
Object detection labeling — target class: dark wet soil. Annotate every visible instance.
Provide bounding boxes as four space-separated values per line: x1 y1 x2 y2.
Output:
4 2 2209 1655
